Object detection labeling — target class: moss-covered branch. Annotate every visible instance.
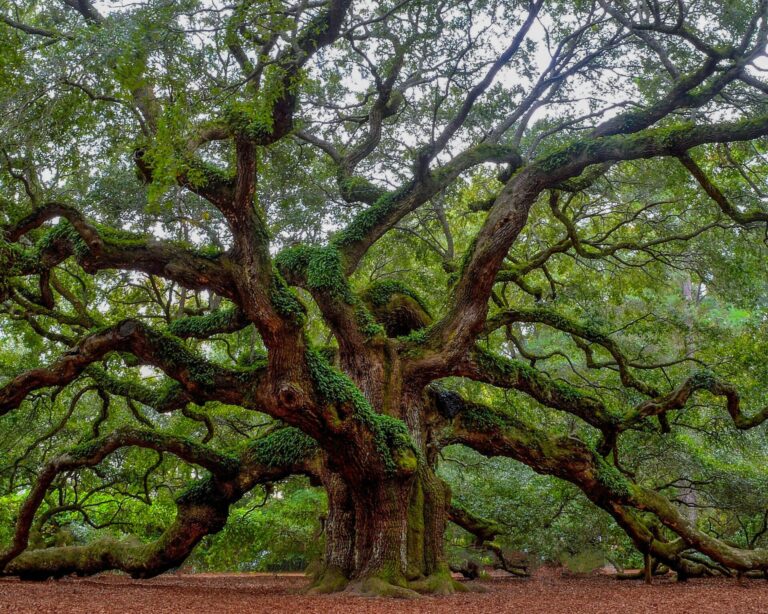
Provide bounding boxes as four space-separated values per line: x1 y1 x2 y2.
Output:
0 427 239 573
0 320 254 416
624 370 768 430
436 387 768 575
2 204 240 301
1 426 324 580
167 307 251 339
460 347 622 432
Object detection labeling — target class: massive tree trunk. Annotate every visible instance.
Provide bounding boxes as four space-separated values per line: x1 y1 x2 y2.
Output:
309 363 460 597
311 463 458 597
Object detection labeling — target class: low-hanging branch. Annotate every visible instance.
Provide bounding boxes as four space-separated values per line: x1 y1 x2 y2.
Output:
3 0 768 593
434 388 768 575
0 426 321 579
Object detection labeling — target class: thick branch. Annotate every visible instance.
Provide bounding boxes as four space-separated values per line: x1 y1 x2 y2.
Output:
0 320 252 416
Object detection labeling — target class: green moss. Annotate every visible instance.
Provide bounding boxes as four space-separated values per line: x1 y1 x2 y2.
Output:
275 245 384 338
39 221 90 258
246 427 318 467
460 401 507 433
475 346 536 381
331 183 413 247
304 349 416 475
140 327 229 388
275 245 353 302
595 455 631 498
96 224 149 250
338 175 388 204
68 438 105 459
308 565 350 593
690 370 717 390
177 477 219 505
354 302 386 339
535 139 590 173
269 270 307 325
456 235 479 281
397 324 432 345
86 366 185 410
0 239 40 276
409 567 467 595
167 308 243 338
362 280 431 316
184 158 236 189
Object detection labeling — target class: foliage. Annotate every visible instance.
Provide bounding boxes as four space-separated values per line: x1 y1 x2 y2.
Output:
1 0 768 585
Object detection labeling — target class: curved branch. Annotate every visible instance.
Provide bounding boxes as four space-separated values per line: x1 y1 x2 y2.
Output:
2 204 240 300
625 371 768 430
1 427 321 579
484 307 659 397
0 427 240 573
424 114 768 367
678 153 768 226
0 320 253 416
435 389 768 575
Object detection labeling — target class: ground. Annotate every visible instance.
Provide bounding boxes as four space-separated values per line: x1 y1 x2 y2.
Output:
1 569 767 613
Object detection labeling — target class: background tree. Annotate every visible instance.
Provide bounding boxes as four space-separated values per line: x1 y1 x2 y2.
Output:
2 0 768 596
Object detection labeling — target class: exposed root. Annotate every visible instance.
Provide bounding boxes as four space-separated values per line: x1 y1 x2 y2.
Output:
346 576 421 599
409 568 469 595
306 564 350 594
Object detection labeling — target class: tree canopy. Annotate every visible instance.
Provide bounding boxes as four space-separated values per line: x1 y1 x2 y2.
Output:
2 0 768 596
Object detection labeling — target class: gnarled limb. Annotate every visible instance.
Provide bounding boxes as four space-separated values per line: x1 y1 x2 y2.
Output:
434 388 768 576
484 306 659 397
0 319 252 416
1 427 321 579
0 427 240 573
2 205 240 300
447 502 530 578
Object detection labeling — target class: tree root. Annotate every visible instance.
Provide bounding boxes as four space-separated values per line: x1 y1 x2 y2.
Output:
306 564 350 594
409 568 469 595
308 564 478 598
346 577 421 599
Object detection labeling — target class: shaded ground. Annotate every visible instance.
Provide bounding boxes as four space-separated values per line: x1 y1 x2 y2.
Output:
1 569 767 613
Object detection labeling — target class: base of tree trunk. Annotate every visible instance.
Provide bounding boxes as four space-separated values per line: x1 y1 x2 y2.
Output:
408 566 469 595
307 563 470 597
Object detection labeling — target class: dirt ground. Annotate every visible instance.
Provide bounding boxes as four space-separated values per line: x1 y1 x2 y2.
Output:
1 569 767 614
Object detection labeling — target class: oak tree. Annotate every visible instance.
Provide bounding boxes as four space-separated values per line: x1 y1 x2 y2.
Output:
2 0 768 595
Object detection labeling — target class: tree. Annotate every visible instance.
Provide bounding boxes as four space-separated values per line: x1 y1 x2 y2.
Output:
2 0 768 596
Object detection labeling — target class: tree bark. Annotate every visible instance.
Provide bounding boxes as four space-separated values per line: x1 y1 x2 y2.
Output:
311 463 460 597
308 376 461 596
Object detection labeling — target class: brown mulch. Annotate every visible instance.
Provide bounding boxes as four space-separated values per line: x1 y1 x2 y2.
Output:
1 568 767 614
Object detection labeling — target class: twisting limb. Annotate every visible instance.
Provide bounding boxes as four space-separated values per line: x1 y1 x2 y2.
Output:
2 204 240 300
1 427 321 579
0 426 240 572
0 319 252 416
432 387 768 576
624 371 768 431
678 153 768 226
447 503 530 578
408 113 768 375
484 306 659 397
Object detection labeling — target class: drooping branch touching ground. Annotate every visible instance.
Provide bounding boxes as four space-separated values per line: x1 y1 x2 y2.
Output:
0 427 322 579
2 0 768 594
0 427 240 574
433 387 768 576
